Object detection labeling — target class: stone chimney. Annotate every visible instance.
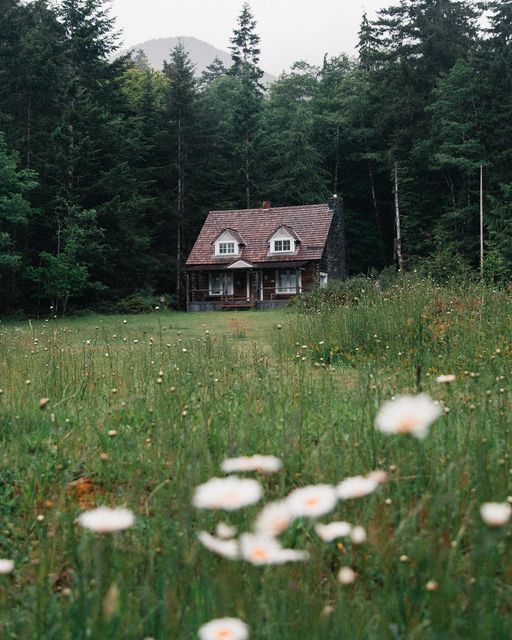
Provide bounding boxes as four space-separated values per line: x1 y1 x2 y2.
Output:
326 195 347 280
262 201 271 210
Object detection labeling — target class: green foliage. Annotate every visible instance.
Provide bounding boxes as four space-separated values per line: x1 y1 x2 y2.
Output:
1 0 512 312
1 287 512 638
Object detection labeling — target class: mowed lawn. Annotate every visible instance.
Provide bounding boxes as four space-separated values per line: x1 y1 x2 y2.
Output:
0 283 511 640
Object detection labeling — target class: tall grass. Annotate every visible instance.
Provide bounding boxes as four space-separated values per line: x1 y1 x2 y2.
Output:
0 281 511 639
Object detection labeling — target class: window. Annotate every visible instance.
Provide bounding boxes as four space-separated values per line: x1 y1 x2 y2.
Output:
273 239 292 253
209 272 233 296
218 242 235 255
320 272 328 288
276 269 300 294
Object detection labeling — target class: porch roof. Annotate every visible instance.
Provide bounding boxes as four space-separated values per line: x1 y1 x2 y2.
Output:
186 260 308 272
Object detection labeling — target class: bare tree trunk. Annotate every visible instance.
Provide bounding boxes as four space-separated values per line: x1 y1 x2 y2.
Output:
480 164 484 278
368 163 383 243
393 162 404 272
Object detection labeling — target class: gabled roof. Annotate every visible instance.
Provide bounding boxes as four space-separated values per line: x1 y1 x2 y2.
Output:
267 224 302 243
186 204 332 267
211 228 246 246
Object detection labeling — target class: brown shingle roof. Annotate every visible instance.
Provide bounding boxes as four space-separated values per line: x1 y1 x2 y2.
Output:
186 204 332 267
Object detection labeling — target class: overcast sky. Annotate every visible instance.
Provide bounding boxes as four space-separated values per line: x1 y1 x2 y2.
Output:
110 0 391 76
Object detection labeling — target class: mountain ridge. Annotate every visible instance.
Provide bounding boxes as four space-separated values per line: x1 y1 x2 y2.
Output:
118 36 276 84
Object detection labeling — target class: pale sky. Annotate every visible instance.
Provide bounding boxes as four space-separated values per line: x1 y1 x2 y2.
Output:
110 0 391 76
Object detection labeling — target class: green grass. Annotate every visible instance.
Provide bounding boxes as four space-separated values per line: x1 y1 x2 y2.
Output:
0 283 511 639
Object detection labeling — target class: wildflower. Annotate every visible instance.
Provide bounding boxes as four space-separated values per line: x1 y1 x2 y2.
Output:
77 507 135 533
0 559 14 574
480 502 512 527
221 455 282 474
426 580 439 592
337 475 379 500
216 522 237 539
399 555 409 563
39 398 49 409
285 484 337 519
239 533 309 565
375 394 442 439
254 500 293 535
197 532 239 560
192 477 263 511
314 521 352 542
337 566 357 584
350 526 367 544
198 617 249 640
436 374 456 383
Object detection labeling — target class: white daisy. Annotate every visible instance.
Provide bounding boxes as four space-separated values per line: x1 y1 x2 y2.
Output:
338 566 357 584
216 522 238 539
285 484 338 519
350 526 367 544
254 501 294 536
197 532 239 560
375 394 442 439
198 617 249 640
0 559 14 574
337 475 379 500
436 374 456 383
77 507 135 533
480 502 512 527
221 455 282 474
192 477 263 511
314 521 353 542
239 533 309 566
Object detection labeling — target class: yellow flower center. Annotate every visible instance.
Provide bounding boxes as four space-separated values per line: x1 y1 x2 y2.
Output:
251 547 269 561
216 630 233 639
397 415 418 433
304 497 320 506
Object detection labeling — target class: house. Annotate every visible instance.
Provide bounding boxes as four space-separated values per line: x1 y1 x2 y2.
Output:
185 197 346 311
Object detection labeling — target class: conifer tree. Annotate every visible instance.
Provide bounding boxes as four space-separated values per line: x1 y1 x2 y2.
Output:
228 3 264 208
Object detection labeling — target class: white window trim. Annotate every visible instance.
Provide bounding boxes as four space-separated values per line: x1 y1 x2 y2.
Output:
268 228 296 255
214 231 240 257
209 272 234 296
272 238 294 254
218 242 236 255
275 269 302 295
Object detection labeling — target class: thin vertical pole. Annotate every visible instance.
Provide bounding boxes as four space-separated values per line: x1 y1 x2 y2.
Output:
480 164 484 278
394 162 403 272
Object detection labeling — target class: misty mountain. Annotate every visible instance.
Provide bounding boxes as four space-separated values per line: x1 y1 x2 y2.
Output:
119 36 276 84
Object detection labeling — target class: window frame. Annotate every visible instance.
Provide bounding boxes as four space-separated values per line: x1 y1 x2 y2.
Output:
209 272 234 296
217 242 236 255
273 239 292 253
275 269 301 295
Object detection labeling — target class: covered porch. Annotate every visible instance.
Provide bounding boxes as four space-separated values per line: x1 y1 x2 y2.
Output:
186 261 306 312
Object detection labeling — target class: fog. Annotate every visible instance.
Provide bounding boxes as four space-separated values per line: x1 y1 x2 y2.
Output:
110 0 392 75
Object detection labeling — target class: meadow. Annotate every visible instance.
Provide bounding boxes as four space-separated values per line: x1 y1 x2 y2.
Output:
0 277 511 639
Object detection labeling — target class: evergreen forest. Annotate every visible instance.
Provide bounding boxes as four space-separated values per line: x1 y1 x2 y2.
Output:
1 0 511 315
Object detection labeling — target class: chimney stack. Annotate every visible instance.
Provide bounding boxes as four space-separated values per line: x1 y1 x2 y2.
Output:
326 195 347 280
262 201 271 210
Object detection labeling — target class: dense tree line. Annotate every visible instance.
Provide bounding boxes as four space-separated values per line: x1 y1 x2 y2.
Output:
0 0 511 314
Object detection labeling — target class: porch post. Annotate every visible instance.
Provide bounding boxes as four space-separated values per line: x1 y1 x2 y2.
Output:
186 272 190 309
296 268 300 295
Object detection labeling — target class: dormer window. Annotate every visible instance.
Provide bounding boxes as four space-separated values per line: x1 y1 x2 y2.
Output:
268 226 299 255
214 230 242 257
273 239 292 253
218 242 235 255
